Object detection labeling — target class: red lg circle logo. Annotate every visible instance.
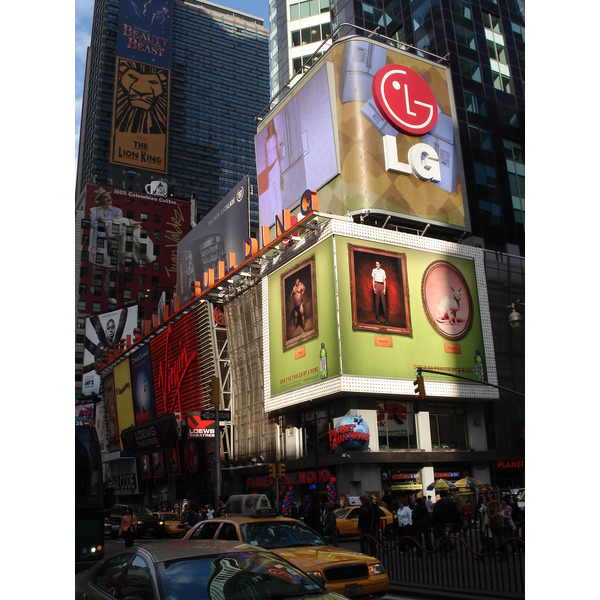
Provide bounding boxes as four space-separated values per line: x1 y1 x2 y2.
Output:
372 65 438 136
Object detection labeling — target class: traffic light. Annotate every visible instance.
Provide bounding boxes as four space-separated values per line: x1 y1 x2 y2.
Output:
278 463 286 479
269 464 277 479
414 373 426 399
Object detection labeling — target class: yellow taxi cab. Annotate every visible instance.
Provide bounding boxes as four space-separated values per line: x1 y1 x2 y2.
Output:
335 505 396 539
183 495 389 599
154 512 186 538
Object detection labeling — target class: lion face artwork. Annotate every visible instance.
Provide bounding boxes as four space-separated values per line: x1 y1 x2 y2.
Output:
114 60 168 134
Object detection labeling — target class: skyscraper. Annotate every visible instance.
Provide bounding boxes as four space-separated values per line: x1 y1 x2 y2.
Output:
75 0 270 398
269 0 525 255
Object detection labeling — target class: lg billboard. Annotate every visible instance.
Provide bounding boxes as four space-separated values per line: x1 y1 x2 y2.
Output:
255 38 468 231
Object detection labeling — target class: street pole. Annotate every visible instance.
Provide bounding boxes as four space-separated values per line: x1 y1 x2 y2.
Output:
417 368 525 398
212 377 222 511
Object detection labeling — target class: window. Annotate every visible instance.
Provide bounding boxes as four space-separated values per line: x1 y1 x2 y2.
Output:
504 139 525 226
455 24 476 50
377 402 418 450
459 58 481 83
93 302 102 313
464 90 486 116
451 0 471 19
153 230 161 241
468 125 493 151
474 162 498 188
429 403 468 450
91 554 130 594
121 556 152 600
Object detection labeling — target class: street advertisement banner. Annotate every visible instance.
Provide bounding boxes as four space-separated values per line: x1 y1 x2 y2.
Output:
267 237 340 396
84 184 191 303
265 226 494 407
255 65 339 230
114 359 136 450
110 57 170 173
83 305 139 396
103 372 121 453
149 311 208 418
130 343 158 425
335 235 486 380
117 0 173 69
255 37 467 230
176 176 250 304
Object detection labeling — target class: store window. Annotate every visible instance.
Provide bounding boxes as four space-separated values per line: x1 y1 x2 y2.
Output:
429 402 468 450
377 402 418 450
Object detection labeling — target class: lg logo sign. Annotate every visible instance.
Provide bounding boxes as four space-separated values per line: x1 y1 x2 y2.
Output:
372 64 442 183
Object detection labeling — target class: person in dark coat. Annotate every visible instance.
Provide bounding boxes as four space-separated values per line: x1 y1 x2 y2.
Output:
322 501 339 547
358 494 378 556
303 494 323 535
433 492 461 556
412 497 433 556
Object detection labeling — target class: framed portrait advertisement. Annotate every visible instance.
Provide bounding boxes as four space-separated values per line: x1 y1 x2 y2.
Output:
281 255 318 350
348 245 412 335
151 451 165 478
166 445 181 476
421 260 473 340
140 454 151 480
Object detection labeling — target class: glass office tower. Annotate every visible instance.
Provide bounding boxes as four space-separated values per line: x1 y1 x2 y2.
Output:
269 0 524 255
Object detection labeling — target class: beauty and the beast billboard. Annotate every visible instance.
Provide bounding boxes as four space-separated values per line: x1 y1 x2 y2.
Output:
264 221 497 412
255 37 468 231
110 0 173 172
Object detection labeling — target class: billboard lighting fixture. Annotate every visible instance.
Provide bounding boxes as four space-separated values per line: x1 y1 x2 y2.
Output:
240 271 252 277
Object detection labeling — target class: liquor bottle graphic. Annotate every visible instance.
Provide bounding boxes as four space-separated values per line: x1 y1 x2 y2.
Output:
320 343 328 379
474 350 484 381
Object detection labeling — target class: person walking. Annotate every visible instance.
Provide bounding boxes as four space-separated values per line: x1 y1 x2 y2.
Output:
432 491 461 557
396 498 413 552
119 506 137 548
303 494 323 535
411 497 432 556
486 490 506 559
358 494 377 556
322 501 339 547
460 499 475 535
215 496 226 517
186 502 203 530
500 495 518 555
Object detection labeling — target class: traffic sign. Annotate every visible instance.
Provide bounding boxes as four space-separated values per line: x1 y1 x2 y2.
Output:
200 410 231 421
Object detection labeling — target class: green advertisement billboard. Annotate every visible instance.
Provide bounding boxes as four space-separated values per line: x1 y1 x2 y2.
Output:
266 224 495 405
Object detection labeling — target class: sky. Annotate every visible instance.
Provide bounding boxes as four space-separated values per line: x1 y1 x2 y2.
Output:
74 0 270 177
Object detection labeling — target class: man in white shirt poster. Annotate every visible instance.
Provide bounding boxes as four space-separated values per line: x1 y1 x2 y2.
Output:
371 260 388 324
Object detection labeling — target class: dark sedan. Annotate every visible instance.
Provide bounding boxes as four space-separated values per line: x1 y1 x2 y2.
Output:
107 504 161 539
75 540 348 600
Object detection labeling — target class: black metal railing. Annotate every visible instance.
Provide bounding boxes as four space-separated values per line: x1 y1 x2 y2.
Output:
363 520 525 599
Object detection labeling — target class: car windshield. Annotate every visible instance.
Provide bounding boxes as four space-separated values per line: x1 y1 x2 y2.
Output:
334 507 355 518
239 521 328 549
157 550 327 599
161 513 179 520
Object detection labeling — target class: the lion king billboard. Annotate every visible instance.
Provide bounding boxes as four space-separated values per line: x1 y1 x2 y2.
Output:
110 0 173 173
